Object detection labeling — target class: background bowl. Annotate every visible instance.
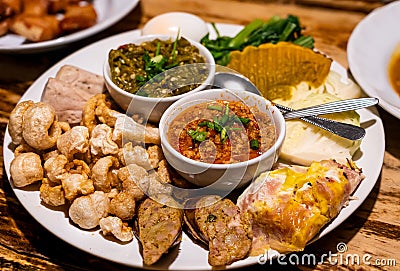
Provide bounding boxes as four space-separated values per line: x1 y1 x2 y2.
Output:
159 88 286 190
103 34 215 122
347 1 400 118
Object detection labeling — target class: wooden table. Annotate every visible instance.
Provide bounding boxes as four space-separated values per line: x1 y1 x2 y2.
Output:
1 1 399 270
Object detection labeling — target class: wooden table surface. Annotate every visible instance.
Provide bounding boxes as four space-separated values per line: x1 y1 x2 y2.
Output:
1 1 399 270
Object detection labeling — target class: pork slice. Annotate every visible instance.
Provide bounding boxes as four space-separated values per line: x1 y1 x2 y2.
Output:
55 65 104 96
41 65 105 125
42 78 90 124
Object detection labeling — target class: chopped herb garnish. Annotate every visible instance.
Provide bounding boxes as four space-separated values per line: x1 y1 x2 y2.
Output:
207 104 223 111
188 128 207 142
206 214 217 222
250 139 260 150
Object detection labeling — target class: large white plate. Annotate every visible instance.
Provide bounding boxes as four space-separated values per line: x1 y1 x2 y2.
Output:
0 0 139 53
347 1 400 119
3 24 385 270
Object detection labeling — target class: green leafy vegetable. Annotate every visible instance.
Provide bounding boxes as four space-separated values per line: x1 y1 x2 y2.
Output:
201 15 314 65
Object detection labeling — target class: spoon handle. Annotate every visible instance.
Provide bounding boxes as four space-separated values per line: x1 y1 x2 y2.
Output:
283 97 379 120
274 104 366 140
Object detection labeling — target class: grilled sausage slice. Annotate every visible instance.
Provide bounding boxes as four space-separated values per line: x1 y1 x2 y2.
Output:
192 195 253 266
137 194 183 265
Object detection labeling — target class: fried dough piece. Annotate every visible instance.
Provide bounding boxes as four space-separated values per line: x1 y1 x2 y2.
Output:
0 0 22 16
10 14 60 42
60 4 96 32
22 0 47 15
47 0 68 13
0 19 10 36
137 195 183 265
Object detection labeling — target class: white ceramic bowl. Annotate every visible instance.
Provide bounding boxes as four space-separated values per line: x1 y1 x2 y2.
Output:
103 34 215 122
159 88 286 190
347 1 400 118
142 12 209 42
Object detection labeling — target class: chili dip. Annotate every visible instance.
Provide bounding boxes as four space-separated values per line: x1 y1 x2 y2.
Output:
108 37 208 97
168 100 277 164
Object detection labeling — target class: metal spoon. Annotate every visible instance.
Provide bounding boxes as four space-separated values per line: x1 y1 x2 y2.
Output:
213 72 370 140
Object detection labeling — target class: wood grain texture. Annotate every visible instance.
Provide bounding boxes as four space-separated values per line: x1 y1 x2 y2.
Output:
0 1 399 270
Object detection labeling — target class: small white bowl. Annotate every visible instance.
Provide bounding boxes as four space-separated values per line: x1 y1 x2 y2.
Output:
348 1 400 118
159 88 286 190
142 12 209 42
103 34 215 122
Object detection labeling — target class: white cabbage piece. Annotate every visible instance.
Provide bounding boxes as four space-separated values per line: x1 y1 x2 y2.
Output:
279 92 362 166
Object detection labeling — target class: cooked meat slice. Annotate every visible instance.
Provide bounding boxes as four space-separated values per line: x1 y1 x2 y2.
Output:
137 195 183 265
41 65 104 124
194 196 252 266
55 65 104 96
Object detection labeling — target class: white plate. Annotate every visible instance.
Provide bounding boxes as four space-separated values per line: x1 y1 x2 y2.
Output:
0 0 139 53
348 1 400 119
3 24 385 270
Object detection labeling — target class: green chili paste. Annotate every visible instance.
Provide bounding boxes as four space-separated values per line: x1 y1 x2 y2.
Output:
108 37 208 97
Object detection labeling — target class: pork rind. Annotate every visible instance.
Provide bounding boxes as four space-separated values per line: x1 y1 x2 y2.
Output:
10 152 43 187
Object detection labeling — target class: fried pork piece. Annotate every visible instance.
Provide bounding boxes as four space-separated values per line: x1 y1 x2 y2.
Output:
57 126 89 160
237 159 365 255
109 191 136 220
10 152 43 187
100 216 134 242
137 194 183 265
117 164 149 201
61 172 94 201
90 124 119 158
43 154 69 184
10 14 60 42
91 156 119 192
69 191 110 229
192 196 252 266
40 177 65 206
8 100 34 145
113 114 161 145
42 65 104 125
60 4 96 32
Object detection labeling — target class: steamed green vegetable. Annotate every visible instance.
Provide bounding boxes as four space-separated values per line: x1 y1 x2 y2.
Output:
201 15 314 65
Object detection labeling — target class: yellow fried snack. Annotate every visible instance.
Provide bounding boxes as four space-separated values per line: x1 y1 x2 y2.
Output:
227 42 332 101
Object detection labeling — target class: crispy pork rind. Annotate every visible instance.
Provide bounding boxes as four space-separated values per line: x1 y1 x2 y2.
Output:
57 125 89 160
109 191 136 220
22 102 62 150
117 164 149 201
61 173 94 202
99 216 134 242
69 191 110 230
82 94 118 133
8 100 34 145
40 177 66 206
91 156 119 192
10 152 43 187
43 154 69 184
90 124 119 158
113 114 161 145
